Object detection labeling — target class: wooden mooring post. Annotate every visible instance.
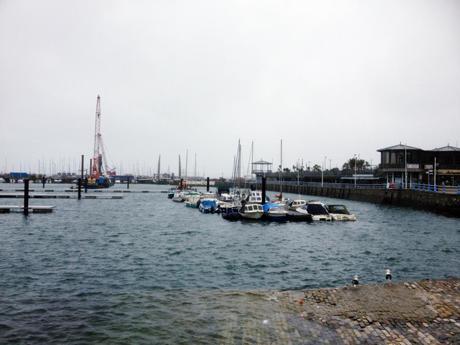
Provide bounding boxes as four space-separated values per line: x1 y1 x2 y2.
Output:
78 154 84 200
261 176 266 205
77 178 82 200
206 177 210 192
23 178 29 215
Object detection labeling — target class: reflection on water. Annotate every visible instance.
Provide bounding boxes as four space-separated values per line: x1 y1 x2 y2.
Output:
0 184 459 343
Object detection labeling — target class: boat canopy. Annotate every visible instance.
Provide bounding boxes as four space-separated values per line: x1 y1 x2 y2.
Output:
201 199 218 208
262 202 281 213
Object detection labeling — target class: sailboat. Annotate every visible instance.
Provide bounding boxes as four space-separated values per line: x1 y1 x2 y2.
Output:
86 95 115 189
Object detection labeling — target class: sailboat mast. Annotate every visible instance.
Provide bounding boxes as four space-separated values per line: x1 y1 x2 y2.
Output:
194 153 197 178
279 139 283 194
185 149 188 179
157 155 161 179
237 139 241 188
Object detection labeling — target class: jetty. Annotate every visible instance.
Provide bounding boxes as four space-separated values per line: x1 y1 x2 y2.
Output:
0 193 123 199
218 278 459 344
0 205 54 213
266 182 460 218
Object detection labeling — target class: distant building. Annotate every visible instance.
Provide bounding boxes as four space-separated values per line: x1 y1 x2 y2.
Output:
9 172 29 180
251 160 272 176
377 144 460 186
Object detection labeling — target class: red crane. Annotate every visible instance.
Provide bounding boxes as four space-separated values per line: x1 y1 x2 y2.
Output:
90 95 115 179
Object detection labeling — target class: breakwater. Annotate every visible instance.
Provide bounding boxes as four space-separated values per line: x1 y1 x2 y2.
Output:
268 183 460 217
212 278 460 344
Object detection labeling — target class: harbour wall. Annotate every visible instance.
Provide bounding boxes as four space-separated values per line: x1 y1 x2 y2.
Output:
267 183 460 217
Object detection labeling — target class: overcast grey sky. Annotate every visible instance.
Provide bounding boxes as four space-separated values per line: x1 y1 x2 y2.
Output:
1 0 459 176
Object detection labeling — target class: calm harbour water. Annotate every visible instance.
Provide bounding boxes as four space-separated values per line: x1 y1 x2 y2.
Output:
0 183 459 343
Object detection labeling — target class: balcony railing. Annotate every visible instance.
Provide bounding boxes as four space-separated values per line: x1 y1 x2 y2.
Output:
266 180 460 194
411 183 460 195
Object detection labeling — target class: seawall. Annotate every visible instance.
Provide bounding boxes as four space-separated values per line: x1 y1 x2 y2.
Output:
267 183 460 217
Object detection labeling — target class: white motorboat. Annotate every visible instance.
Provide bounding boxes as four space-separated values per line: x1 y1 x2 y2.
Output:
172 191 184 202
239 203 264 220
185 195 200 208
286 199 306 211
246 190 269 204
296 201 332 221
265 206 288 221
326 204 357 221
199 198 219 213
219 193 234 203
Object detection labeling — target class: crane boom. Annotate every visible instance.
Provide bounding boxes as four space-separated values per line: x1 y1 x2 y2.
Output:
91 95 115 178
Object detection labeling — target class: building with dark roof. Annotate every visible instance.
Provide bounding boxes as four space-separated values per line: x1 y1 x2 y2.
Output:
377 143 460 186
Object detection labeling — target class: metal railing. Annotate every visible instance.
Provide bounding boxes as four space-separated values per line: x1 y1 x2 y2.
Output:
269 180 387 190
269 180 460 194
411 183 460 195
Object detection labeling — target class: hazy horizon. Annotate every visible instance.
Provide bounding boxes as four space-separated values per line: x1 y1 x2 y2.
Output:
1 0 459 177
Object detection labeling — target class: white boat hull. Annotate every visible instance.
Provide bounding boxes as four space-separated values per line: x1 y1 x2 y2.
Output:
330 213 356 221
239 211 264 220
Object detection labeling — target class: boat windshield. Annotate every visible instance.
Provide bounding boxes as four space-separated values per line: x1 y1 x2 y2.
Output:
306 204 329 215
327 205 350 214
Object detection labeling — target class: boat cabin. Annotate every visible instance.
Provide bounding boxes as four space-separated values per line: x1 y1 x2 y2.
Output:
302 203 329 216
326 204 351 215
288 199 306 208
246 191 269 204
242 204 264 212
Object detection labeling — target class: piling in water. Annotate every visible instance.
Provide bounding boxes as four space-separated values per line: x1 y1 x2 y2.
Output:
261 176 266 205
23 179 29 215
77 178 82 200
206 177 210 192
127 177 130 189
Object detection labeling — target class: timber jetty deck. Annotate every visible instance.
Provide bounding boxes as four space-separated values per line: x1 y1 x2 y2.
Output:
218 278 459 344
0 193 123 199
0 205 54 213
0 188 166 193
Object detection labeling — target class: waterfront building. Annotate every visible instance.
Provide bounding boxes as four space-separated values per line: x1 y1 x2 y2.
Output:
377 144 460 186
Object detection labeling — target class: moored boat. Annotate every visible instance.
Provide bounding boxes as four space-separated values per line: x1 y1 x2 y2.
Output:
172 191 184 202
296 201 332 221
326 204 357 221
167 188 176 199
246 190 269 204
265 206 288 222
199 199 218 213
185 195 200 208
239 203 264 220
286 199 306 211
221 205 240 221
286 210 313 222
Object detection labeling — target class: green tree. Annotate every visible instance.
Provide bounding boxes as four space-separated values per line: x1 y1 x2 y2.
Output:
342 158 370 171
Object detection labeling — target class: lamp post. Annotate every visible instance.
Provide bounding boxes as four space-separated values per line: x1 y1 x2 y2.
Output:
404 146 407 189
354 154 358 188
321 156 326 187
